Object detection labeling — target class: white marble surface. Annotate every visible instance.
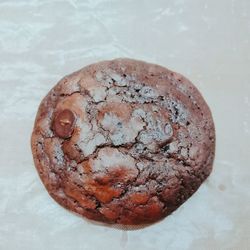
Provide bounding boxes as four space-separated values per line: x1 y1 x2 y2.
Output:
0 0 250 249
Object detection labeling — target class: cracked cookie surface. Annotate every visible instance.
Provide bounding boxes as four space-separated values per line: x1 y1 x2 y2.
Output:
31 58 215 225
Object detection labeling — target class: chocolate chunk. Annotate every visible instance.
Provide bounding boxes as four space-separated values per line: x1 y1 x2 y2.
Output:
52 109 75 138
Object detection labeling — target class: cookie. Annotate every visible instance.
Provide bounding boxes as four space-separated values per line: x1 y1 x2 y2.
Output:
31 58 215 225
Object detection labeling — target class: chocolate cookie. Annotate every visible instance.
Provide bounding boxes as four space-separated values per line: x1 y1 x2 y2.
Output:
31 58 215 225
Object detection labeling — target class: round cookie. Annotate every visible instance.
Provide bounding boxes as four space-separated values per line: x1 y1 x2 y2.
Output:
31 58 215 225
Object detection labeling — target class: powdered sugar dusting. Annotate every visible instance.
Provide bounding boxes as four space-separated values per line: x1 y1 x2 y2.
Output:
96 70 136 88
139 86 159 99
163 98 188 125
77 122 107 157
82 133 106 156
91 148 137 173
52 140 65 166
132 109 146 119
164 123 173 139
90 87 107 102
82 77 108 103
100 112 145 146
137 112 173 144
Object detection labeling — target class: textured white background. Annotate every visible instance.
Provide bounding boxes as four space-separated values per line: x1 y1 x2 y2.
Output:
0 0 250 249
